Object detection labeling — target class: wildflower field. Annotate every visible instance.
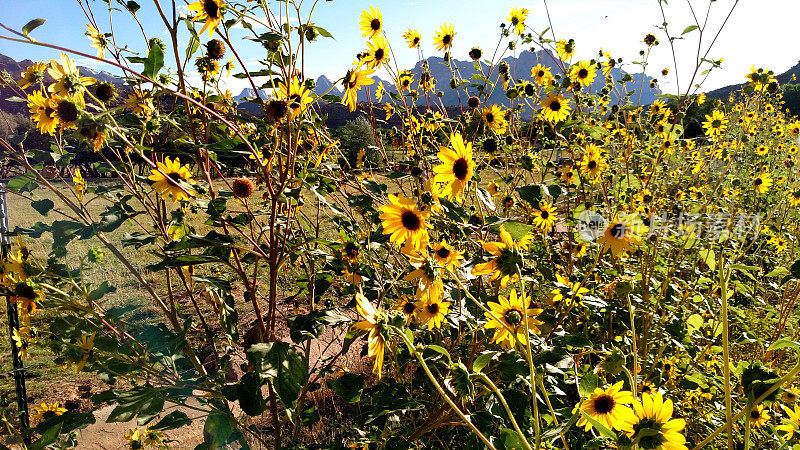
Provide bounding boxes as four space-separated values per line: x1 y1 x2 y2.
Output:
1 0 800 449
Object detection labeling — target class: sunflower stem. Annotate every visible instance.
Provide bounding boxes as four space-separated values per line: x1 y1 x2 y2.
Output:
396 328 497 450
626 294 638 397
743 401 752 450
518 273 541 449
475 373 533 450
720 256 734 450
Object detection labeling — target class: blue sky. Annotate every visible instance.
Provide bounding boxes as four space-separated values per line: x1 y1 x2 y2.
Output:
0 0 797 96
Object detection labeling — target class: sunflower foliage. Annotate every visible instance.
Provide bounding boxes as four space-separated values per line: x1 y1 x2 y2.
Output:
1 1 800 449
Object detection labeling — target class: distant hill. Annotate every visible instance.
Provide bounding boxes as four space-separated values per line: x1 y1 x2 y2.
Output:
707 60 800 100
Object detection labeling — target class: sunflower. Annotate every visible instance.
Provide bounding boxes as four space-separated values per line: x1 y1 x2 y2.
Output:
352 292 386 378
752 171 772 194
788 189 800 206
598 214 645 257
628 392 688 450
53 96 80 130
431 240 463 270
396 71 414 92
27 90 58 135
32 402 67 421
549 274 588 307
531 64 553 86
569 60 597 87
378 194 431 250
124 429 144 449
17 61 47 89
277 77 312 119
749 404 770 428
638 381 657 396
395 295 418 323
578 381 637 432
358 6 382 40
433 132 475 200
482 104 508 134
507 7 529 35
125 89 155 116
47 53 96 103
755 144 768 156
342 67 375 112
484 289 543 349
532 201 557 231
472 225 532 288
540 93 571 122
433 23 455 52
415 279 450 330
402 29 421 48
776 403 800 440
403 247 436 290
188 0 225 37
580 144 608 182
12 327 30 361
702 110 728 136
148 156 195 203
364 35 390 69
556 39 575 60
86 24 108 58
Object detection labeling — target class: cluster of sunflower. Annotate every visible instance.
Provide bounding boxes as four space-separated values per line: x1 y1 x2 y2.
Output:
1 244 38 362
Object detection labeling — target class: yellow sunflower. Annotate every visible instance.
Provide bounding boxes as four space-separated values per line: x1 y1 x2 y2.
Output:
702 110 728 136
86 24 108 58
342 67 375 112
753 172 772 194
507 7 529 35
188 0 225 38
277 77 312 119
125 89 155 116
628 392 688 450
787 189 800 206
433 23 455 52
431 240 463 270
47 53 96 103
749 404 770 428
27 90 58 135
415 279 450 330
148 156 195 203
358 6 383 40
531 63 553 86
482 104 508 134
532 201 557 231
580 144 608 182
598 214 645 257
549 273 588 307
352 292 386 378
556 39 575 60
472 225 532 288
32 402 67 421
776 403 800 440
433 132 475 200
396 71 415 92
395 295 418 323
402 29 421 48
17 61 47 89
364 35 390 69
569 60 597 87
577 381 637 432
378 194 431 250
540 93 571 122
484 289 543 349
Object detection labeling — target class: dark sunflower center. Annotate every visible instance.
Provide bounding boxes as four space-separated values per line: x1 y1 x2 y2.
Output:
44 106 55 117
751 410 761 419
374 48 385 61
505 308 523 325
485 113 494 123
401 210 422 231
165 172 182 187
289 94 302 110
540 210 549 219
754 178 762 186
610 223 626 238
436 247 451 259
370 18 380 31
537 70 545 77
578 68 589 79
587 160 597 169
413 37 420 45
344 242 359 258
442 34 451 45
427 303 439 314
793 191 800 199
204 0 219 18
641 385 652 394
643 194 653 203
402 79 410 87
453 157 469 180
403 302 416 314
593 394 615 414
550 100 561 111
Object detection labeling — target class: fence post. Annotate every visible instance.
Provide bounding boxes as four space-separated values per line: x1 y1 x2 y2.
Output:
0 183 30 432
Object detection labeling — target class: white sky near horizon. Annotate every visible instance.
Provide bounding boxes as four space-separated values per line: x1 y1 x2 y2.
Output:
0 0 798 97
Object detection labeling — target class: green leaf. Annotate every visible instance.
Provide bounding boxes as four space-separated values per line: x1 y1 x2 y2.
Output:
143 43 164 79
314 26 333 38
579 410 618 440
203 412 235 449
125 1 141 14
150 410 191 431
28 421 61 450
6 173 38 193
681 25 698 35
247 342 308 409
22 18 46 38
31 199 54 216
106 386 164 424
698 249 716 271
424 345 452 363
473 351 498 372
790 260 800 279
578 373 599 397
326 373 365 403
287 309 349 343
232 372 267 416
498 428 527 450
766 267 790 278
767 338 800 351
